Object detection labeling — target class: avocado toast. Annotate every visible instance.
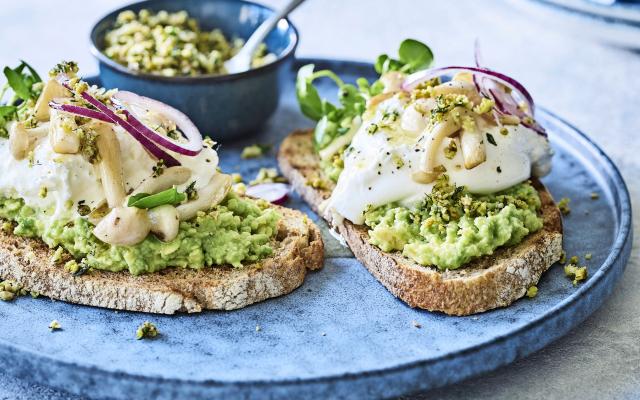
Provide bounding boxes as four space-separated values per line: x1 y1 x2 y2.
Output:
278 40 562 315
0 61 322 313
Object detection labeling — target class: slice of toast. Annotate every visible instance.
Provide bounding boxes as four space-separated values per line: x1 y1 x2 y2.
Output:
0 202 323 314
278 130 563 315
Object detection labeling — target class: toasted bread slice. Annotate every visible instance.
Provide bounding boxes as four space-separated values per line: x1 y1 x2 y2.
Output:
0 202 323 314
278 130 563 315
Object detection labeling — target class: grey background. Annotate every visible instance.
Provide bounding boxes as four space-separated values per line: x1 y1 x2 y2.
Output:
0 0 638 399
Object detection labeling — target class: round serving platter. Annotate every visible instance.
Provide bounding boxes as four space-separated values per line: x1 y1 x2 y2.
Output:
0 59 632 400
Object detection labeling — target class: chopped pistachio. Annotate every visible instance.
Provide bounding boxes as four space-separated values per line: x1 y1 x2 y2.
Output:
558 197 571 215
499 127 509 136
559 250 567 264
2 221 13 233
585 253 592 260
590 192 599 200
232 182 247 195
136 321 159 340
231 173 243 184
473 97 495 114
241 144 270 159
49 320 62 331
444 140 458 160
307 177 330 190
27 150 35 167
103 10 274 76
49 61 79 77
152 159 165 178
203 137 216 148
0 280 22 295
38 186 48 199
0 291 15 301
391 153 405 169
526 286 538 298
51 246 64 264
569 255 579 265
78 128 99 164
73 80 89 94
64 260 80 274
565 264 588 285
250 168 287 186
184 181 198 201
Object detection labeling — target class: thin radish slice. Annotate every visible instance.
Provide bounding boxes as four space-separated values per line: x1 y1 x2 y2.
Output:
112 91 202 156
48 101 112 123
56 76 181 167
245 183 290 205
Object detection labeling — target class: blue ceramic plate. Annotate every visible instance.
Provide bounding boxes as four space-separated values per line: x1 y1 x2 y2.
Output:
0 59 632 400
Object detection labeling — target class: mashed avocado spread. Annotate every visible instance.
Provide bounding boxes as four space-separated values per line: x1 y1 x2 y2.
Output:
0 193 280 275
363 176 543 270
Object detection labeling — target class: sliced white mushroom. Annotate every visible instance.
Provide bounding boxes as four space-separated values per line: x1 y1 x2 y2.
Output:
176 173 232 221
93 206 151 246
34 79 70 122
94 123 126 208
86 200 109 225
130 166 191 197
7 121 48 160
367 92 395 110
459 129 486 169
318 116 361 161
431 81 482 105
416 117 460 183
148 205 180 242
8 122 30 160
49 109 80 154
400 103 428 134
380 71 405 93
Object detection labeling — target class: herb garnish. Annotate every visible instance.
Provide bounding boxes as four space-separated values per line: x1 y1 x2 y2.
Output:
128 187 186 209
185 181 198 201
296 39 433 150
0 60 43 137
152 159 166 177
486 133 497 146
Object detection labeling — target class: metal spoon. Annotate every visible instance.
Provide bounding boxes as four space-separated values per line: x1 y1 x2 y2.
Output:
224 0 305 74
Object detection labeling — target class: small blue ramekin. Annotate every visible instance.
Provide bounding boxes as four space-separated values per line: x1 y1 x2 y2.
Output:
90 0 298 140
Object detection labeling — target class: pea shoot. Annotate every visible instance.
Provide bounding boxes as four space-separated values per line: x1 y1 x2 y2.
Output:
296 39 434 150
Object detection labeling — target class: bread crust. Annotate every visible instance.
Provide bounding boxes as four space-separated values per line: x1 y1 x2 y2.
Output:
278 130 563 315
0 203 323 314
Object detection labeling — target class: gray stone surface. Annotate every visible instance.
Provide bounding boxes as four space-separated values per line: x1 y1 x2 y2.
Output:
0 0 638 399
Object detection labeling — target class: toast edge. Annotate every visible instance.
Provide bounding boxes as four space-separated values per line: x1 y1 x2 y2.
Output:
278 129 563 315
0 203 324 314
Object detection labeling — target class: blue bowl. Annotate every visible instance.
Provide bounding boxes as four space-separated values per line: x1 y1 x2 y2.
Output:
90 0 298 140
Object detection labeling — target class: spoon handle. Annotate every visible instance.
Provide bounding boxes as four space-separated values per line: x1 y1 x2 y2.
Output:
239 0 306 59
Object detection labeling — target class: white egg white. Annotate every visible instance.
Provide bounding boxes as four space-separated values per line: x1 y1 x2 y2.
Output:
327 96 553 224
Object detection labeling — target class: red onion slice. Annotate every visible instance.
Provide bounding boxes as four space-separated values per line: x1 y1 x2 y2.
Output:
472 45 547 136
402 66 535 115
56 76 180 167
48 101 112 123
245 183 290 205
111 91 202 157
